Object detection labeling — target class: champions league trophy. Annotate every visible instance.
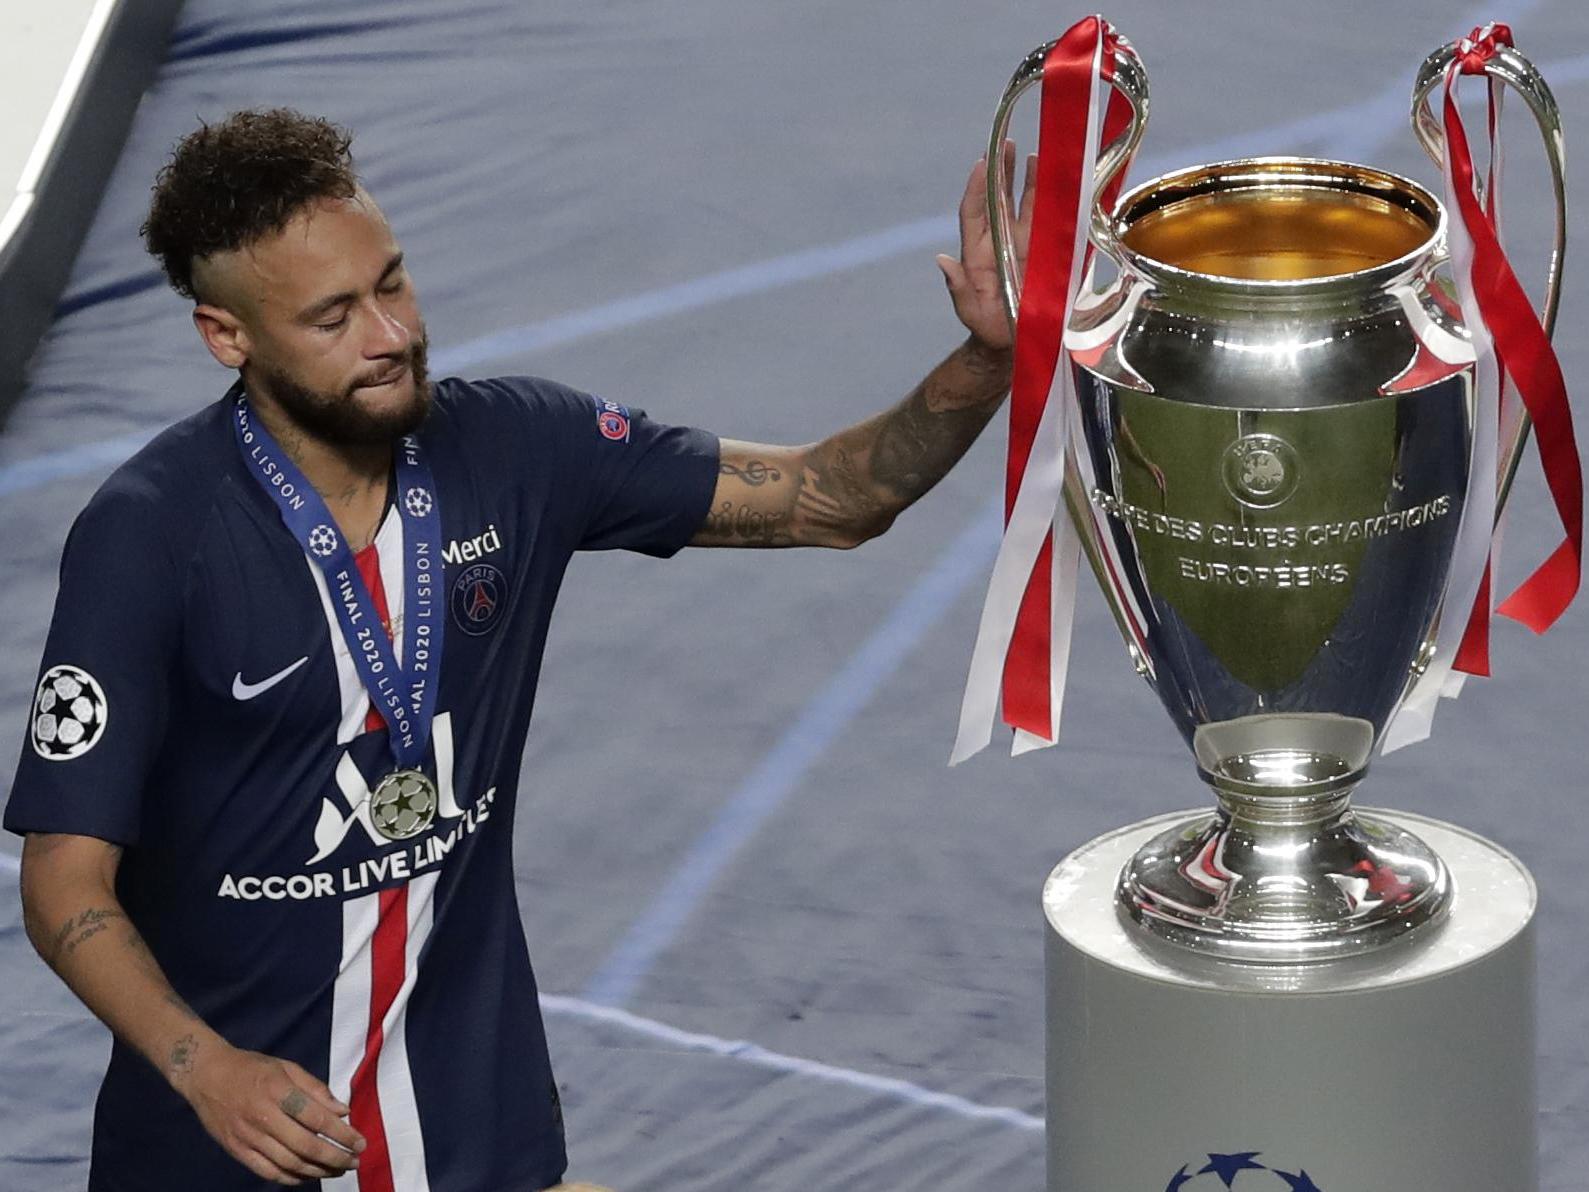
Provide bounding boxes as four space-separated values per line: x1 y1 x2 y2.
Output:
971 19 1576 1191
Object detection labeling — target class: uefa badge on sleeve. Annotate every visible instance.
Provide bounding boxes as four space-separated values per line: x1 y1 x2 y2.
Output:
595 398 631 442
31 664 109 761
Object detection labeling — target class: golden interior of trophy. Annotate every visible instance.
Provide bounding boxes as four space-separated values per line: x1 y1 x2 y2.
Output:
1118 160 1440 282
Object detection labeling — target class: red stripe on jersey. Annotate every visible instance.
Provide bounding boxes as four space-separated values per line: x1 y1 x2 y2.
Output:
348 882 409 1192
355 543 394 735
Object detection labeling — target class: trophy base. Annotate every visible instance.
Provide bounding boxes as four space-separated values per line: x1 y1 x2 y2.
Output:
1117 802 1452 963
1046 810 1537 1191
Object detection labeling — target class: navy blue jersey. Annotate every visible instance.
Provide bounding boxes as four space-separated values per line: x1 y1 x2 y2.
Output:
5 375 719 1192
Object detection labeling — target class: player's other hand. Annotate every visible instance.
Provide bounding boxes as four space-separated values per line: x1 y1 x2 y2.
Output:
937 139 1036 353
176 1040 366 1186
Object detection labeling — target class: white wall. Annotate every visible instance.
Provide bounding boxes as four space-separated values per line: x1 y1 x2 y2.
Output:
0 0 106 208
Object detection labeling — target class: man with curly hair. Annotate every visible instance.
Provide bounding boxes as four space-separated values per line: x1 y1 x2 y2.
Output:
5 109 1033 1190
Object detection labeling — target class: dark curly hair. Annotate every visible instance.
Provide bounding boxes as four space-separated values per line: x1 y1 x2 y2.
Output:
141 109 359 301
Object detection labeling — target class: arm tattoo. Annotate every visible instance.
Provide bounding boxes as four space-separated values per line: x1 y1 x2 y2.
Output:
719 460 782 486
703 501 791 545
795 445 885 543
698 456 797 546
700 339 1009 548
169 1033 197 1076
870 338 1010 506
46 907 127 965
802 338 1010 544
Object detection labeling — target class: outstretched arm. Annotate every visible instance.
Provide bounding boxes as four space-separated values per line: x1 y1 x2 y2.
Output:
692 146 1034 549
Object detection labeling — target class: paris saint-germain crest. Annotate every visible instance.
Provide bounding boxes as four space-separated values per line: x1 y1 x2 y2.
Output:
451 562 506 636
1165 1152 1324 1191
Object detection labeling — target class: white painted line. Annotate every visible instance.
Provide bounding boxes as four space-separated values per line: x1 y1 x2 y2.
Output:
540 992 1043 1133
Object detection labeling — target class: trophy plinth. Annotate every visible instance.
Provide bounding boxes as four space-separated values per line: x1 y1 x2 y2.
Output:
1045 810 1536 1192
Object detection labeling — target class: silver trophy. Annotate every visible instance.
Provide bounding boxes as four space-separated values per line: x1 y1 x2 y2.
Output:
988 33 1567 962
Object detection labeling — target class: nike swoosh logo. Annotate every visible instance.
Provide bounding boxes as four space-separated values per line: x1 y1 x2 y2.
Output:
232 656 310 700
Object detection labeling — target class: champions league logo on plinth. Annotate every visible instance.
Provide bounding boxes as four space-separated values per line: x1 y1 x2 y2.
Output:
1165 1153 1324 1191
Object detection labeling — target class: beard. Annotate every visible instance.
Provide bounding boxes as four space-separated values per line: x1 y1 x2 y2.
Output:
256 332 433 448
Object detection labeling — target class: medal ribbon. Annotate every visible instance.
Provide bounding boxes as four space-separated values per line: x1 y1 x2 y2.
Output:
952 16 1134 763
1385 22 1580 751
232 393 446 770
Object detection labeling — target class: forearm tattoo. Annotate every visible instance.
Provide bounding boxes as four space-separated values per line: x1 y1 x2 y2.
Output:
871 339 1010 506
800 338 1010 544
702 338 1010 547
46 907 126 966
169 1033 198 1076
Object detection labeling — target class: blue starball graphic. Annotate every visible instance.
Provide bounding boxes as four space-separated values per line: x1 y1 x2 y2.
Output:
1164 1153 1327 1191
404 486 434 518
1203 1153 1268 1186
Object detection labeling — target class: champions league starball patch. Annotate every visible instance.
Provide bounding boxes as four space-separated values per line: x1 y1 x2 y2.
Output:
1164 1153 1325 1191
451 562 506 636
30 664 109 761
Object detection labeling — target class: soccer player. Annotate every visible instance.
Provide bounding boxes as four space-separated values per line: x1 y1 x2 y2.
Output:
5 110 1033 1190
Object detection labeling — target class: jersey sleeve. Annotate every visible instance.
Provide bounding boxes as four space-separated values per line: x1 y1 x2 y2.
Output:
478 376 720 557
4 478 182 845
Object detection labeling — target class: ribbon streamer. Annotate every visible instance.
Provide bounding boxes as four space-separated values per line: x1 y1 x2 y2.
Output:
1385 22 1581 750
952 17 1132 763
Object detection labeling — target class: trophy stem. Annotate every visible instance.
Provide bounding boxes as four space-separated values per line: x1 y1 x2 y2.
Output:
1117 782 1453 964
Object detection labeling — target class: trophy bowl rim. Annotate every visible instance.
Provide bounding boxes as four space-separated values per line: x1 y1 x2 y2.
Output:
1103 155 1448 299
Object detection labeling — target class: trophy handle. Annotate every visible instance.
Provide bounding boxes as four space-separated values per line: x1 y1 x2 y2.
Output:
986 33 1151 330
1410 39 1567 518
983 32 1156 680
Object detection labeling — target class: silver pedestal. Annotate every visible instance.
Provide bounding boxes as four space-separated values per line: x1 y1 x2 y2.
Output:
1044 809 1536 1191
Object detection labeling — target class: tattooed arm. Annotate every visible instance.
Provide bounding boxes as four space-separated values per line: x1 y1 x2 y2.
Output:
691 146 1032 550
20 833 365 1185
694 337 1012 548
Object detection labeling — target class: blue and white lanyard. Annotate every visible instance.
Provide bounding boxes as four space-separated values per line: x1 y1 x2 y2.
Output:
232 393 445 769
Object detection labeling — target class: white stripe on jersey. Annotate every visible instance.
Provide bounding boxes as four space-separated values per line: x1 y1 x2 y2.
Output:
325 891 378 1192
304 507 407 744
323 872 439 1192
378 872 438 1190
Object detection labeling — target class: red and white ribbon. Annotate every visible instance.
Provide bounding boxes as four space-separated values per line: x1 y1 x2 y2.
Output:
1385 22 1581 750
952 16 1135 763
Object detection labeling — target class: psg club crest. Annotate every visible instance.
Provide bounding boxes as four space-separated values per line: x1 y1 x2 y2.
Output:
451 562 506 636
31 664 109 761
1165 1153 1325 1191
